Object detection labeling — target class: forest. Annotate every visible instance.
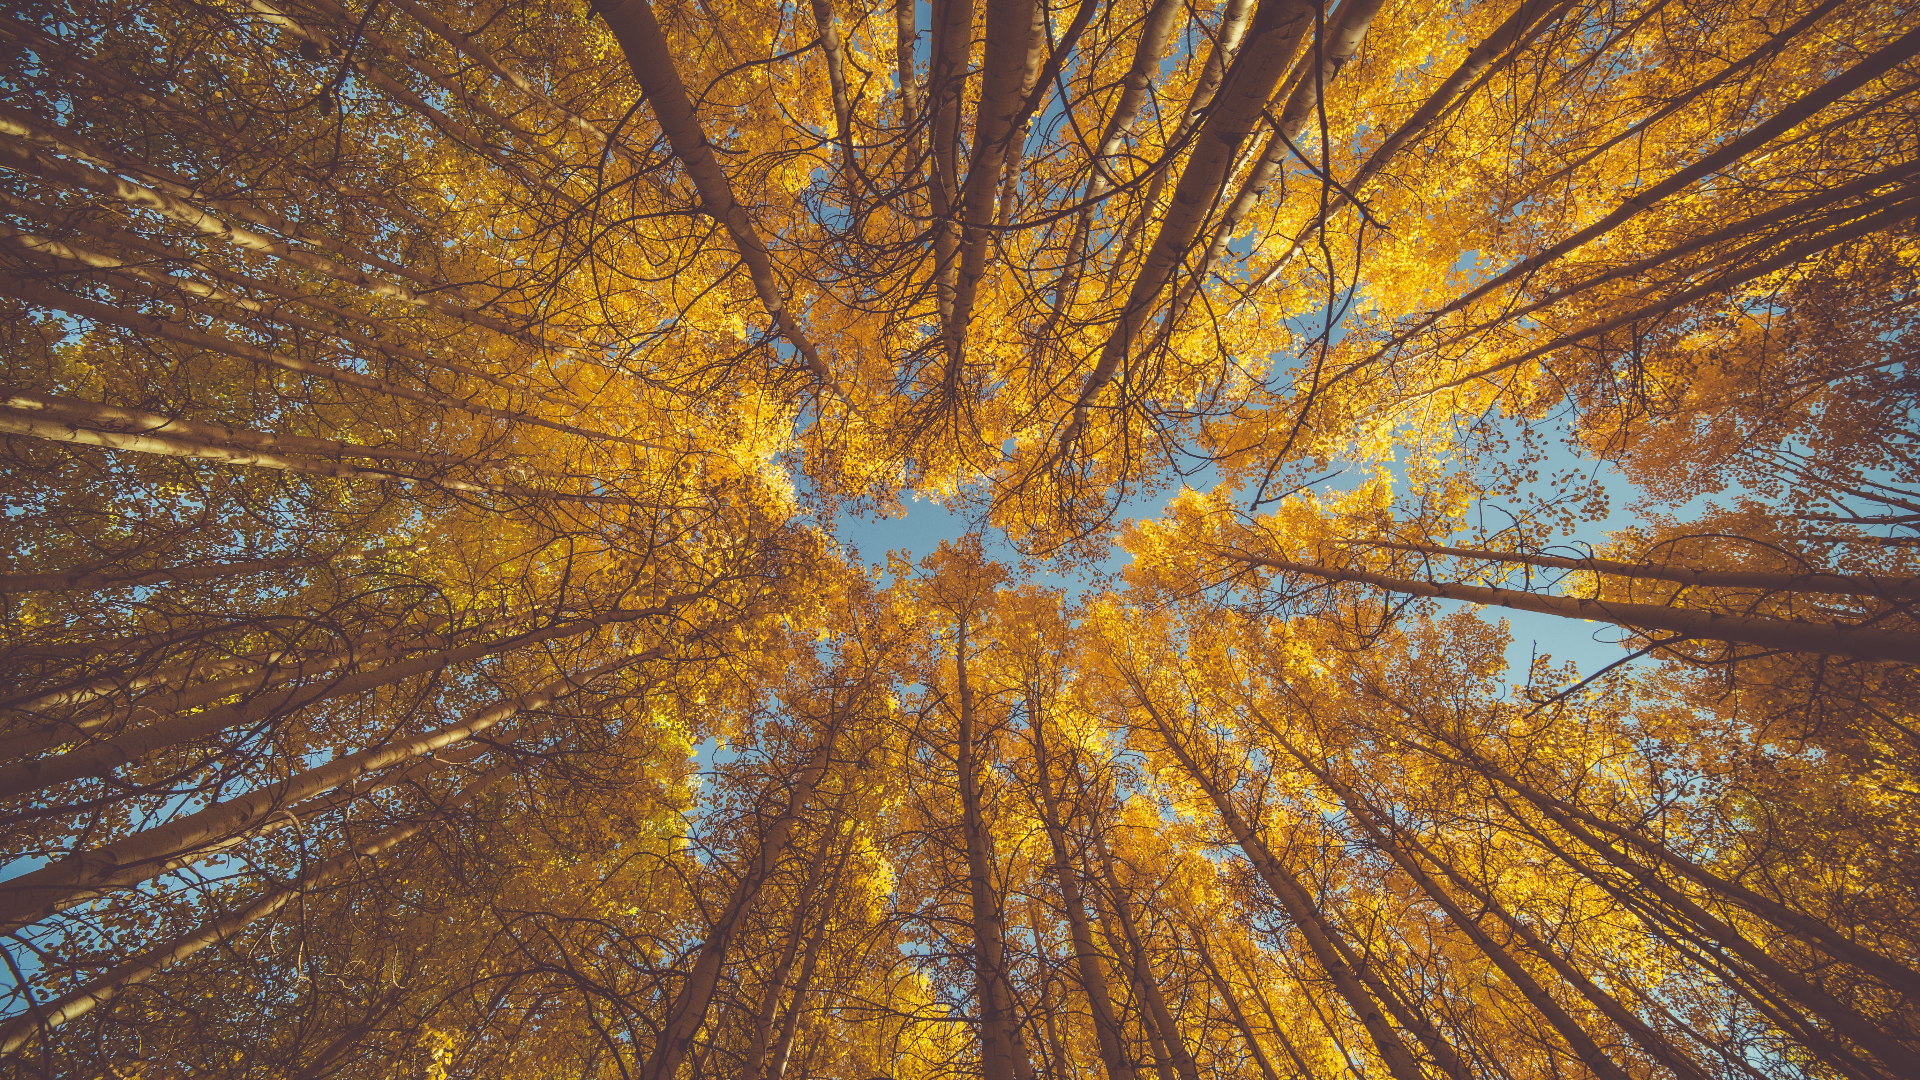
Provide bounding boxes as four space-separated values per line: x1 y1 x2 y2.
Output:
0 0 1915 1076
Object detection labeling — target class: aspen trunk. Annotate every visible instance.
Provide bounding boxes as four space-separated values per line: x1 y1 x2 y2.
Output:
1276 737 1634 1080
1058 0 1313 456
0 114 577 353
642 713 845 1080
764 829 855 1080
1391 21 1920 340
1174 0 1385 318
1426 194 1920 396
1337 785 1715 1080
1032 714 1138 1080
1226 943 1327 1079
1438 737 1920 997
744 800 849 1080
0 596 701 800
1047 0 1185 319
0 540 421 599
1188 930 1284 1080
1091 832 1203 1080
0 396 589 503
0 225 579 408
1240 0 1575 301
1339 538 1920 601
955 618 1023 1080
809 0 855 168
1129 691 1427 1080
597 0 839 397
945 0 1040 362
0 756 518 1057
1108 0 1255 280
0 648 655 933
1229 551 1920 663
2 609 511 761
925 0 974 338
9 282 620 447
382 0 617 149
0 105 459 299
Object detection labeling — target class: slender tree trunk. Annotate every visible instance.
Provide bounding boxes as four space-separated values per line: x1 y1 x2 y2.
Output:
1032 712 1137 1080
1225 551 1920 663
1381 20 1920 340
1091 831 1202 1080
744 800 849 1080
1276 737 1634 1080
1127 689 1427 1080
926 0 974 338
0 647 657 933
595 0 840 397
2 610 518 762
945 0 1040 362
0 540 422 598
1188 929 1283 1080
0 595 705 801
642 710 845 1080
767 836 853 1080
1336 539 1920 600
0 756 518 1057
956 618 1023 1080
1058 0 1314 456
1172 0 1385 318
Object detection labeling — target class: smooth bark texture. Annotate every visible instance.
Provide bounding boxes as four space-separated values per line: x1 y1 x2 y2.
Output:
1091 832 1202 1080
0 597 701 801
596 0 839 396
1058 0 1313 456
0 758 517 1057
1342 538 1920 600
0 648 653 933
1031 714 1137 1080
955 619 1024 1080
1227 550 1920 663
1126 688 1428 1080
641 713 845 1080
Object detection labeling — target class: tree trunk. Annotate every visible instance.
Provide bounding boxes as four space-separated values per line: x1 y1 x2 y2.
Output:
744 799 849 1080
1091 831 1202 1080
595 0 840 398
0 755 519 1057
1188 929 1284 1080
642 709 845 1080
1032 711 1137 1080
1058 0 1313 456
956 618 1023 1080
1227 551 1920 664
1128 689 1427 1080
0 648 655 933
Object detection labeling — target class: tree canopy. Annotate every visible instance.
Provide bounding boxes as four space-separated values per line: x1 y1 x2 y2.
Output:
1 0 1916 1076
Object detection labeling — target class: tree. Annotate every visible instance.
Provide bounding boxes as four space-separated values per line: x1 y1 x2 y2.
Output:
4 0 1917 1075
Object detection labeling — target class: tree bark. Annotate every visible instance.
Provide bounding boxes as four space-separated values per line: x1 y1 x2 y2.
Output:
1225 550 1920 664
595 0 840 399
0 595 704 801
0 647 656 933
1091 831 1202 1080
1126 687 1427 1080
1032 710 1137 1080
1058 0 1314 457
1340 538 1920 601
1188 929 1284 1080
0 757 518 1057
955 618 1024 1080
0 540 421 598
641 709 845 1080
